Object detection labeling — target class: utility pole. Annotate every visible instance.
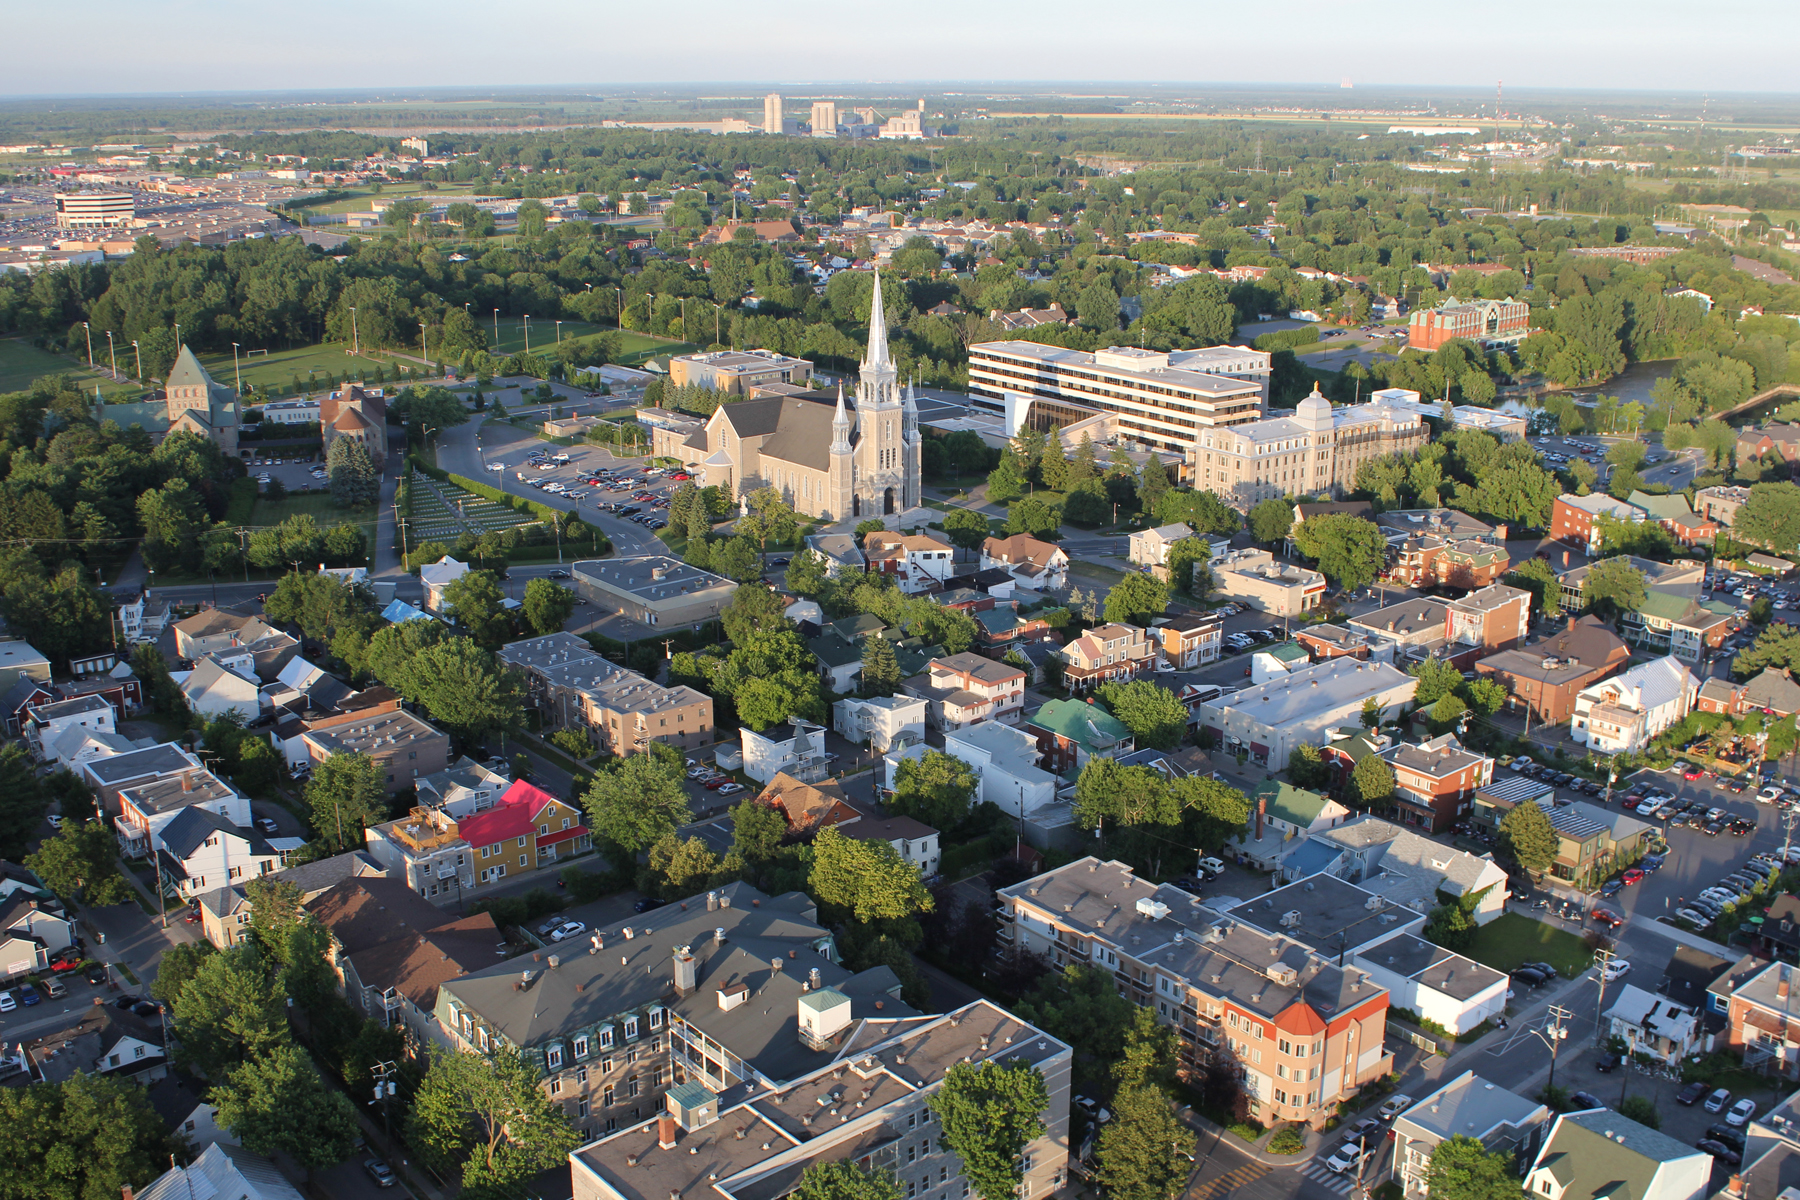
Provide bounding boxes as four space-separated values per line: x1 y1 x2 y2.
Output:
350 307 360 357
232 342 242 395
106 331 117 380
82 322 92 369
371 1061 398 1144
1530 1004 1572 1093
132 341 142 381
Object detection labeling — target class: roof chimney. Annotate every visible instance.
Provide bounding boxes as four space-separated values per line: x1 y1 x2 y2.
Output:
673 945 697 997
658 1115 677 1149
1567 616 1576 633
1780 970 1791 1001
180 771 192 793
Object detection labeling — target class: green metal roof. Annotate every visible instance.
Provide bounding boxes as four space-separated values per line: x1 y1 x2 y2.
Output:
1029 698 1131 750
1266 642 1311 664
1248 779 1335 828
1627 490 1693 522
1636 589 1693 622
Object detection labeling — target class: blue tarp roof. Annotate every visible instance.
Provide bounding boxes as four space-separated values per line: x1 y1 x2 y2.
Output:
381 599 435 624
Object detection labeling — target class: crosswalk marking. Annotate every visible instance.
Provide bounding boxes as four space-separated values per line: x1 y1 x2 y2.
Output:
1188 1162 1269 1200
1299 1162 1358 1195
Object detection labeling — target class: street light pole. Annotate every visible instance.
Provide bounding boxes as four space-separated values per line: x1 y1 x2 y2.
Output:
524 314 531 354
82 322 92 369
106 331 117 380
132 341 142 381
350 307 360 357
232 342 242 394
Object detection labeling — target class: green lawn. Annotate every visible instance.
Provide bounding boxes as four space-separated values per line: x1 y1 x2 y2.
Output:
480 317 694 366
0 337 147 399
302 182 483 217
1465 912 1596 978
197 342 416 400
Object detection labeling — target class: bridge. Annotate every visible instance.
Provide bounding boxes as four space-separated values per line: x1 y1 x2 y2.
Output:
1716 383 1800 421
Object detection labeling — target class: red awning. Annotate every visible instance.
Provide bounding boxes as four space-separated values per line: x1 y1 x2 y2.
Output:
537 825 590 848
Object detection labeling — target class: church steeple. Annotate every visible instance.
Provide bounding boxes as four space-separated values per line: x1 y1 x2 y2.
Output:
903 376 919 443
831 383 852 454
865 270 890 370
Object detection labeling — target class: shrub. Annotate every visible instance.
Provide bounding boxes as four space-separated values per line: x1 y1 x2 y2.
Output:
1267 1125 1306 1154
551 727 595 759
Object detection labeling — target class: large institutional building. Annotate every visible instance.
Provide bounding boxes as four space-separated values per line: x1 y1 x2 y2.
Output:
661 274 922 520
55 192 134 229
1406 298 1531 351
1193 385 1428 506
966 342 1270 453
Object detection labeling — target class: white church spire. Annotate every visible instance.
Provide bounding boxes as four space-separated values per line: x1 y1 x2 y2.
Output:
903 375 919 443
831 383 852 453
864 270 890 370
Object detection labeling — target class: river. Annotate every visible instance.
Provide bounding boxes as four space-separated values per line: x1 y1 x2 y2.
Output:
1490 360 1678 418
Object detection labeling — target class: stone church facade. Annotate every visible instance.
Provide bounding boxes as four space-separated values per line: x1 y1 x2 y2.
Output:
670 273 922 520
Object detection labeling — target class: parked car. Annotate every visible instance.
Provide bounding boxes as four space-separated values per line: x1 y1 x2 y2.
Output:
1705 1088 1732 1113
1571 1092 1606 1111
632 897 665 914
1678 1081 1711 1106
364 1158 397 1188
1728 1098 1759 1126
1378 1094 1415 1121
1602 959 1631 982
1510 966 1549 987
1595 1052 1624 1073
1698 1140 1743 1165
549 921 587 942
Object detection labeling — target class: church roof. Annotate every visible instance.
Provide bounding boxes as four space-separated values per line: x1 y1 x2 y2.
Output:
759 397 844 472
166 345 215 391
718 397 787 440
333 407 371 431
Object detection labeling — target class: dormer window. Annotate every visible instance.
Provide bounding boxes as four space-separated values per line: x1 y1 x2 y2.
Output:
624 1016 639 1041
547 1044 564 1071
574 1035 589 1059
599 1025 615 1050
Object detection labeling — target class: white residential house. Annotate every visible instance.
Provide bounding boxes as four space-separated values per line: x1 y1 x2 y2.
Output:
153 807 284 900
741 719 829 785
1128 522 1195 568
943 721 1059 819
1570 654 1698 754
864 532 957 594
1390 1073 1549 1200
832 695 926 753
137 1142 306 1200
118 594 172 644
980 534 1070 591
420 556 471 613
1354 933 1509 1036
48 726 135 770
177 658 261 722
23 694 116 763
415 758 512 818
1606 983 1700 1064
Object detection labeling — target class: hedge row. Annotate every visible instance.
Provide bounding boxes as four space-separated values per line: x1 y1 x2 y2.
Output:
1252 326 1323 352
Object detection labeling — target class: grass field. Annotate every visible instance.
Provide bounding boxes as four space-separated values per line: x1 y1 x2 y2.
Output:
480 316 694 366
197 342 418 400
0 338 149 399
304 182 483 217
1465 912 1596 978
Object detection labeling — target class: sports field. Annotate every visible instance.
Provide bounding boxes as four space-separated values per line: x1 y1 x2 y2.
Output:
478 317 695 365
194 342 403 399
0 338 149 399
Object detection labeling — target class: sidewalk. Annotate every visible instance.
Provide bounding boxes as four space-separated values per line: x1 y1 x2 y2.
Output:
1176 1105 1326 1166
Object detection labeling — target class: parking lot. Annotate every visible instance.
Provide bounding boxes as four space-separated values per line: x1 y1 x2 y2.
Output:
247 451 329 494
482 444 687 533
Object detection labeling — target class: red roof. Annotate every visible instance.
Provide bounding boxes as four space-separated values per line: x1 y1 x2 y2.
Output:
459 779 563 848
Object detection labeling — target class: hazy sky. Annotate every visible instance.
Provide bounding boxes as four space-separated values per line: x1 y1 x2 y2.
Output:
8 0 1797 97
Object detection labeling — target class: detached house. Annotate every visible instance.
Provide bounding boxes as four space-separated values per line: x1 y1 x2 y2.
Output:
154 807 286 899
1061 623 1155 690
1378 734 1493 834
901 652 1025 729
862 531 955 594
980 533 1069 591
1128 522 1195 568
1569 655 1697 755
1521 1110 1710 1200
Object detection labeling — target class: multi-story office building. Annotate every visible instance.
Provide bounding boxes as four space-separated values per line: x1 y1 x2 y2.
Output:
999 858 1392 1129
55 192 134 228
1406 298 1531 351
1193 386 1428 507
967 342 1268 455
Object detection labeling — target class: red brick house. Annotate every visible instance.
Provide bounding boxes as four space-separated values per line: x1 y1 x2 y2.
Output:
1379 733 1494 834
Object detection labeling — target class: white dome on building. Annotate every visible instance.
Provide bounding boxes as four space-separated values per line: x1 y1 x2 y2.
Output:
1296 382 1332 430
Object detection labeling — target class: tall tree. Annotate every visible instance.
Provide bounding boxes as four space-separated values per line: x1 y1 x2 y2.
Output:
0 745 45 860
1500 799 1558 877
243 877 305 964
1292 513 1387 590
0 1072 180 1200
721 582 791 644
1248 498 1294 544
1735 482 1800 553
1094 1084 1191 1200
171 943 288 1079
1103 573 1170 627
210 1043 363 1174
442 570 513 650
1424 1134 1522 1200
24 820 132 906
1013 965 1135 1093
1347 754 1396 809
582 749 692 853
326 435 380 508
520 578 577 637
928 1059 1050 1200
305 751 389 855
1582 556 1648 618
810 827 932 923
792 1162 903 1200
407 1046 581 1196
942 507 991 556
1096 680 1190 751
860 635 902 697
408 638 525 743
890 750 979 829
1504 557 1560 617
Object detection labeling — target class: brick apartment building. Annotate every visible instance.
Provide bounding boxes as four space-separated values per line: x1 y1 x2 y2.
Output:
499 633 714 757
1379 734 1494 834
1473 616 1631 724
1406 298 1530 351
999 858 1393 1129
1549 494 1644 554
